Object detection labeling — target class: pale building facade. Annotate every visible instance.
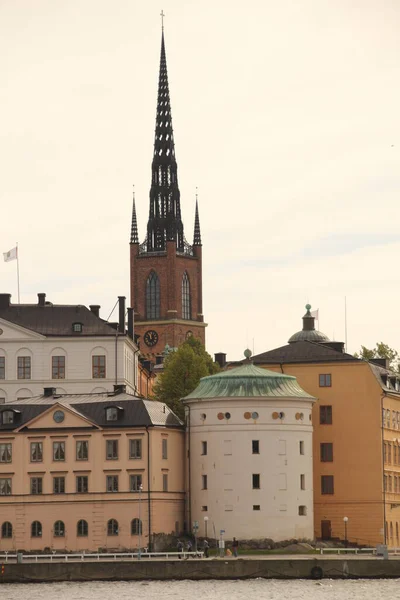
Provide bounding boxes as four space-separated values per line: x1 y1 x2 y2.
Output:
183 361 316 542
0 390 184 551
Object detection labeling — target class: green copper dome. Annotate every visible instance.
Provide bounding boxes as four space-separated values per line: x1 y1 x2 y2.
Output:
183 363 313 400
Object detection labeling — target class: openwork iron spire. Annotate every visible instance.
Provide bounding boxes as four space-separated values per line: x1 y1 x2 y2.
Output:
193 193 202 246
146 29 184 253
130 187 139 244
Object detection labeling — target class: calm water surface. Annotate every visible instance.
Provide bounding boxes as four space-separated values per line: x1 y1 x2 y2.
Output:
1 580 399 600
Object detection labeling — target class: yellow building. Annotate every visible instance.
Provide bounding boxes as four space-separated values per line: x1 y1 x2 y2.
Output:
0 387 184 551
250 306 400 548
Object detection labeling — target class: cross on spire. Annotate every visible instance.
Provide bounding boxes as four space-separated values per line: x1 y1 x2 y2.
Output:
160 10 165 30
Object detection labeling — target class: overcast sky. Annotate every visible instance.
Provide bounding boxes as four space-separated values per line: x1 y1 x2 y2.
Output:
1 0 399 361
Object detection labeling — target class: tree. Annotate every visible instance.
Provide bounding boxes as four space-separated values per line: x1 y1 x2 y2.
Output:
354 342 399 372
153 337 219 419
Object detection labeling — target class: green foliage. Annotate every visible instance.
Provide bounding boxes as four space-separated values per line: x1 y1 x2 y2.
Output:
153 338 219 419
355 342 399 372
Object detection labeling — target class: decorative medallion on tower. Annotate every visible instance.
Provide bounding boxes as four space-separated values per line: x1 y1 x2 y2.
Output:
130 21 207 358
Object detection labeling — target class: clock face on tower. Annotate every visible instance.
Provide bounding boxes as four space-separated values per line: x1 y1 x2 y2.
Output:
144 329 159 347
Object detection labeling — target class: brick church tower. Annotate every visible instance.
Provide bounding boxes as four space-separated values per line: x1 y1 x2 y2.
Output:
130 28 206 358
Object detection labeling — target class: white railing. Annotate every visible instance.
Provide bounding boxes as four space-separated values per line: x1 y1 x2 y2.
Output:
0 551 204 563
320 547 400 555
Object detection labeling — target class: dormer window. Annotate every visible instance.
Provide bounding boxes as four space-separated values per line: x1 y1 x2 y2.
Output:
1 410 16 425
72 323 83 333
106 407 119 422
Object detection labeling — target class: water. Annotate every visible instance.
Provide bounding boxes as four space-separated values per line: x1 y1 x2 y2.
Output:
0 580 399 599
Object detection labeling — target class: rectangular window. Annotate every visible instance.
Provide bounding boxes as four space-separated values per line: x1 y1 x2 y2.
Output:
300 474 305 490
30 442 43 462
129 439 142 459
92 355 106 378
76 475 88 493
31 477 43 495
252 440 260 454
106 439 118 460
319 374 332 387
320 442 333 462
0 443 12 463
388 444 392 463
253 505 260 511
0 478 11 495
321 475 334 495
53 441 65 461
299 441 304 455
201 441 207 455
299 505 307 516
52 356 65 379
106 475 119 492
162 438 168 459
252 474 260 489
53 476 65 494
130 474 143 491
163 473 168 492
76 440 89 461
202 474 208 490
320 405 333 425
201 505 208 511
18 356 31 379
0 357 5 379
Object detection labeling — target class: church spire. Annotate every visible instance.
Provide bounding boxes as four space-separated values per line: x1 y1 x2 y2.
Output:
193 191 202 246
130 186 139 244
146 26 184 253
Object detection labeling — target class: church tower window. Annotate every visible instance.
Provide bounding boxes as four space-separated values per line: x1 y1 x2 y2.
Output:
146 271 160 319
182 272 191 320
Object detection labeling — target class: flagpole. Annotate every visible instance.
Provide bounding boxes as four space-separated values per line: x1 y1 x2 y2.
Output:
344 296 348 352
16 242 20 304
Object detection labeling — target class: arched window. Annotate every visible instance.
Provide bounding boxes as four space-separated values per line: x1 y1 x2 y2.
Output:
131 518 142 535
31 521 42 538
54 520 65 537
182 272 191 320
390 522 393 540
1 521 12 538
146 271 160 319
77 519 88 537
107 519 119 536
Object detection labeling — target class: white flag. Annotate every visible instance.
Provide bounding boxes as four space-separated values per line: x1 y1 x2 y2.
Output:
311 309 319 320
3 247 17 262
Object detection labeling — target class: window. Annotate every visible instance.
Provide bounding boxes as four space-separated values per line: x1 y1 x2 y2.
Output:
0 357 5 379
201 505 208 511
2 410 15 424
107 519 118 536
320 405 332 425
299 506 307 516
54 520 65 537
163 473 168 492
319 374 332 387
182 271 191 320
106 475 119 492
77 519 88 537
106 407 118 421
0 478 11 495
252 474 260 489
92 355 106 378
53 477 65 494
299 441 304 455
253 505 261 511
131 518 142 535
162 438 168 459
72 323 82 333
201 441 207 456
252 440 259 454
31 521 42 537
52 356 65 379
53 441 65 461
320 443 333 462
202 474 208 490
17 356 31 379
1 522 12 538
76 440 89 461
321 475 334 495
130 474 142 492
106 439 118 460
129 439 142 459
0 443 12 463
31 477 43 495
389 444 392 464
76 476 88 493
146 271 160 319
300 474 305 490
30 442 43 462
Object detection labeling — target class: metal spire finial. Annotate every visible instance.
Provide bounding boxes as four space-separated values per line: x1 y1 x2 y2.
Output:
160 9 165 31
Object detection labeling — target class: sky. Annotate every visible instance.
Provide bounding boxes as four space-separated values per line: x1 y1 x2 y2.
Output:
1 0 400 362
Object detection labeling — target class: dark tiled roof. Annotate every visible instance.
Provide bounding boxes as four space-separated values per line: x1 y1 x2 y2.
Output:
252 341 360 364
0 304 119 337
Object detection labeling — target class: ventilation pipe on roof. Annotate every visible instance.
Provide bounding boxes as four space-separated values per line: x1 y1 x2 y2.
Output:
89 305 100 318
0 294 11 309
38 293 46 307
118 296 126 334
214 353 227 368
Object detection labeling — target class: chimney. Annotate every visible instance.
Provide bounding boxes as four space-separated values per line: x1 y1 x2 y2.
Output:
0 294 11 309
118 296 126 333
38 293 46 307
90 305 100 318
214 352 227 368
43 387 56 397
127 308 134 340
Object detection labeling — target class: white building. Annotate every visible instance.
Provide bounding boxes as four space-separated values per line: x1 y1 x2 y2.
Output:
0 293 139 402
183 357 316 542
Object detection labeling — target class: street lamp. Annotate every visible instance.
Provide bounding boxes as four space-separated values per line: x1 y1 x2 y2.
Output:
204 516 209 538
138 483 143 559
343 516 349 548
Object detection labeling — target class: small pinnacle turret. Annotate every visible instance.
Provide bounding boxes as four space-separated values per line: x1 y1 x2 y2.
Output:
193 196 202 246
130 188 139 244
